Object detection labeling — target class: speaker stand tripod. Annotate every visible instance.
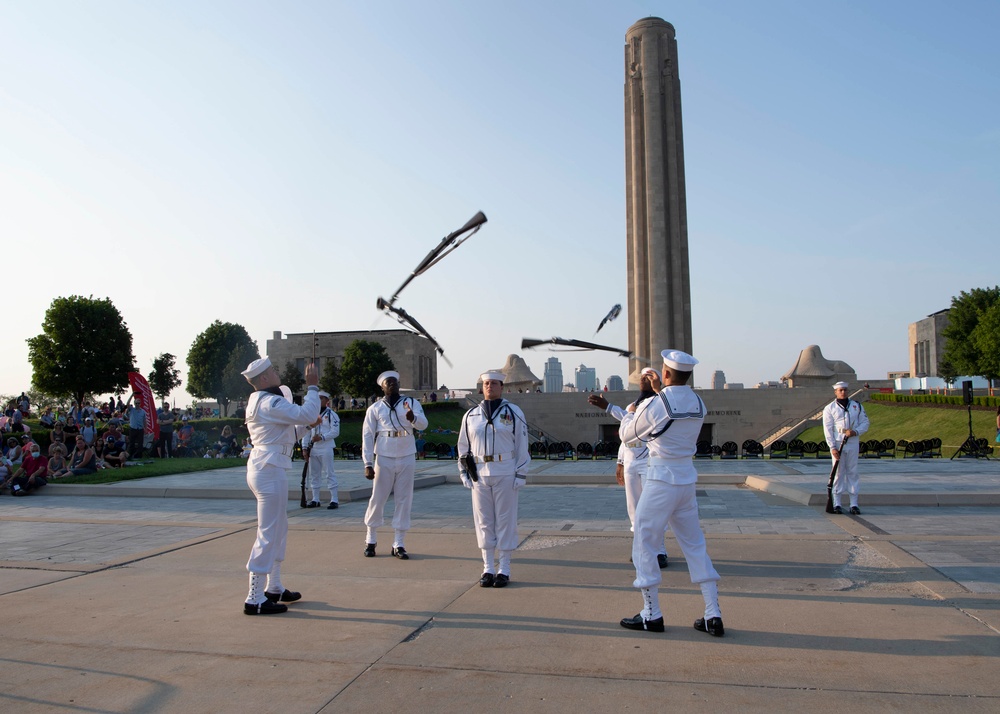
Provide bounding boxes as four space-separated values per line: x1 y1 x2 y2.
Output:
950 404 990 460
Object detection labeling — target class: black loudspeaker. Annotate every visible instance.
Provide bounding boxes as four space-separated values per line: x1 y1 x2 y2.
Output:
962 380 974 405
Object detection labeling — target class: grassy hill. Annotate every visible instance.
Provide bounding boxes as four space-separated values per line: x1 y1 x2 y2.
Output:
796 402 998 452
335 401 466 447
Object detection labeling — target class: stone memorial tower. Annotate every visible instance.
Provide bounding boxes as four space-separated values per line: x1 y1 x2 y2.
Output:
624 17 692 383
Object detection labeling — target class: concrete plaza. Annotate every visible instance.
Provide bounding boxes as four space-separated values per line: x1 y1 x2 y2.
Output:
1 457 998 712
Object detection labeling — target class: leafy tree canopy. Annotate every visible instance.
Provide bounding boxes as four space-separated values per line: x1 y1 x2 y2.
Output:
148 353 183 400
186 321 259 416
26 295 135 406
281 361 306 395
340 340 394 399
319 359 341 398
940 286 1000 381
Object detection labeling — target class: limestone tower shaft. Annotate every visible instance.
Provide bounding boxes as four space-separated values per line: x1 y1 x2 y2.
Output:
624 18 692 382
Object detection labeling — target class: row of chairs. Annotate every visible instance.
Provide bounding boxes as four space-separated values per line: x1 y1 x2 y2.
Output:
895 438 943 458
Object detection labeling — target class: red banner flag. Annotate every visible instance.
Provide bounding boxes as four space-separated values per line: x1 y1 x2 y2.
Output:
127 372 160 440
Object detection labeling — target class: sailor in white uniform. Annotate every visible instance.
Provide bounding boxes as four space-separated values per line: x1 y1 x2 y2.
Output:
588 367 669 568
302 390 341 508
618 350 724 637
361 371 428 559
241 357 320 615
457 371 531 588
822 381 870 514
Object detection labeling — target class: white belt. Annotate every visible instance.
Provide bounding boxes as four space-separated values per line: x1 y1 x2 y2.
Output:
648 455 689 466
379 430 410 438
625 441 640 448
253 444 293 457
476 451 513 464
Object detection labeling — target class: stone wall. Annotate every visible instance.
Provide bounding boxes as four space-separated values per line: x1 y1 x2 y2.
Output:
500 388 837 447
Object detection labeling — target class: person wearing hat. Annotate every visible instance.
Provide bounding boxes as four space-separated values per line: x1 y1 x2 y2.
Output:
618 349 724 637
822 381 869 515
125 394 146 460
302 390 341 508
361 371 428 559
457 371 530 588
587 367 670 569
80 417 98 447
241 356 321 615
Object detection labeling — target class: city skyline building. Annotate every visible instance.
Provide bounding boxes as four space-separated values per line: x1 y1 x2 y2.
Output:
624 17 693 385
606 375 624 391
711 370 726 390
543 356 564 393
575 364 598 392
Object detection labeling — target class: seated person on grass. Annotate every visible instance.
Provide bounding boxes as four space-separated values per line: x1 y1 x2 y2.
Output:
7 443 49 496
102 437 127 468
67 437 97 477
47 446 70 479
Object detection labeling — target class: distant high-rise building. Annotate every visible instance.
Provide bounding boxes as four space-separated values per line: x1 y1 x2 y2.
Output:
575 364 598 392
711 370 726 390
606 375 624 391
543 357 564 393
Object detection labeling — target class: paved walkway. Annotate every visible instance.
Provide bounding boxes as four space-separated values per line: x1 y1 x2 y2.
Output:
2 457 998 712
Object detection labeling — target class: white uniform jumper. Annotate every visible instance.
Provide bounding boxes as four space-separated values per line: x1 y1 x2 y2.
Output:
822 398 870 509
362 395 428 547
244 386 320 602
457 399 530 576
620 386 721 621
304 404 340 504
606 399 669 558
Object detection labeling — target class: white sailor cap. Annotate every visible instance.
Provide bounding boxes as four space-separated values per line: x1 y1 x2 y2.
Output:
241 357 272 380
480 371 506 383
318 390 331 399
661 350 698 371
640 367 659 378
377 370 400 386
833 381 849 390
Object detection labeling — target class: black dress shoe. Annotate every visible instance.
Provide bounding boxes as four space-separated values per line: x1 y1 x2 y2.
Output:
694 617 725 637
850 506 861 515
305 501 320 508
832 506 843 514
364 543 376 557
619 614 664 632
657 553 669 569
244 599 288 615
479 572 495 587
391 546 409 560
327 502 339 509
265 589 302 603
492 573 509 588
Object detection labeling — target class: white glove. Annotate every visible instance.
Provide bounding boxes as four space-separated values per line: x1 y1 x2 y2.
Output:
461 473 474 489
513 476 525 490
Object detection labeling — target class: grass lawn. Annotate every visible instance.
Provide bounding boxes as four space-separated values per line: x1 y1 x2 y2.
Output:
795 402 998 452
56 458 246 484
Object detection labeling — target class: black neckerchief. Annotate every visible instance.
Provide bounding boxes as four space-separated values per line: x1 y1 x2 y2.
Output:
633 389 656 408
385 394 402 410
260 386 284 397
836 398 850 409
483 398 504 421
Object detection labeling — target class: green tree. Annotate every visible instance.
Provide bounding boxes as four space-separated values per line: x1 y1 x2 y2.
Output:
319 359 341 398
26 295 135 406
340 340 394 399
940 286 1000 380
148 353 183 400
281 361 306 395
186 321 259 416
970 301 1000 382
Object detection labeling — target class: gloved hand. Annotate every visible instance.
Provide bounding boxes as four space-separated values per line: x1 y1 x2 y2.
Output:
461 472 474 489
513 476 525 490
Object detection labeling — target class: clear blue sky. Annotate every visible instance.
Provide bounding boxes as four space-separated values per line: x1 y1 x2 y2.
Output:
2 0 998 404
